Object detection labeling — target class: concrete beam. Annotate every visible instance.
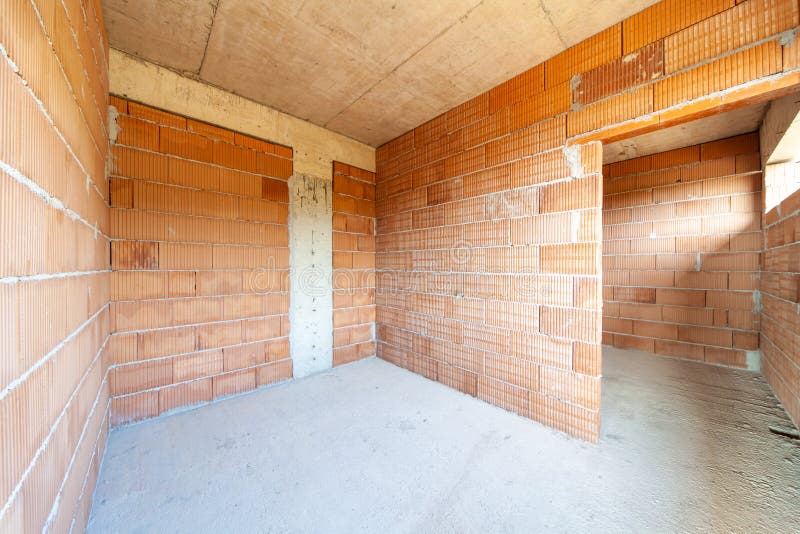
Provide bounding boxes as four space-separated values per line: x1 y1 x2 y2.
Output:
108 49 375 178
603 103 767 163
761 91 800 165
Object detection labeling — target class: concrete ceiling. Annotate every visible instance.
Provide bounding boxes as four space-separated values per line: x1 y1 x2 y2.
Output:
603 102 770 164
102 0 659 147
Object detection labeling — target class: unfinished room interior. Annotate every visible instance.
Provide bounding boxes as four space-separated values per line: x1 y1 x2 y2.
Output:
2 0 800 531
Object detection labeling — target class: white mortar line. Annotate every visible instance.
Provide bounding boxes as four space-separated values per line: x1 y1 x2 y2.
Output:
76 0 110 77
0 269 108 285
0 304 108 402
109 337 289 370
763 208 800 229
110 290 289 304
111 205 289 227
0 333 108 524
111 358 293 401
112 313 289 337
571 64 800 143
112 142 291 179
0 43 106 206
604 174 764 198
69 398 111 534
761 336 800 370
43 362 110 532
760 242 800 253
760 291 800 308
29 0 109 156
0 159 108 241
108 171 290 204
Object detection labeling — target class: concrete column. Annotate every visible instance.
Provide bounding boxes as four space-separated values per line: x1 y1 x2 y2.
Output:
108 52 375 379
288 173 333 377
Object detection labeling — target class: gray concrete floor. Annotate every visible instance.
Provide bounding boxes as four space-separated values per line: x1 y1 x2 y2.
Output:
88 347 799 533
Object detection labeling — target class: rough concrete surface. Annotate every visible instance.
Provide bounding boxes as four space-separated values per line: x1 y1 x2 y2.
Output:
108 50 375 178
603 101 769 163
760 91 800 164
101 0 216 72
288 174 333 378
102 0 659 145
87 347 799 533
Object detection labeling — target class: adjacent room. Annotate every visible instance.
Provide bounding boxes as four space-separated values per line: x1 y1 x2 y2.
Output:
601 98 800 404
1 0 798 532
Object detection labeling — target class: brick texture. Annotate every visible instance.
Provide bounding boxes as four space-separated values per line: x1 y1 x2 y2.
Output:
761 161 800 428
333 163 377 366
602 133 762 367
376 124 604 442
107 98 293 425
375 0 799 442
0 0 111 531
1 5 797 508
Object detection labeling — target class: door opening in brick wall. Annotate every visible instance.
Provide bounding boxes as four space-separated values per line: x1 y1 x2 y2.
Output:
600 104 767 370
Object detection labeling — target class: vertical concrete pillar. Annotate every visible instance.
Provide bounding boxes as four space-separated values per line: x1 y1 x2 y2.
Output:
288 173 333 377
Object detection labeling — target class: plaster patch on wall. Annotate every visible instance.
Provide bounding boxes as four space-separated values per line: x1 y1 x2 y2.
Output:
563 145 583 178
752 290 762 313
746 350 762 372
106 104 120 181
107 105 120 144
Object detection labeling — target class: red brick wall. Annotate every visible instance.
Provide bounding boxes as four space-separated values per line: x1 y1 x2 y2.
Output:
107 97 293 425
602 133 762 367
1 0 111 531
375 0 800 442
762 161 800 427
332 162 376 366
376 130 604 443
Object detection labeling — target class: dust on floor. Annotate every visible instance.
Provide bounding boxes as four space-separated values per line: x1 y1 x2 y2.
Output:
88 347 799 532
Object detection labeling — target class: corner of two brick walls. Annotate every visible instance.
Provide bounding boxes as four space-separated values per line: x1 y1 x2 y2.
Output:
106 100 381 424
3 14 800 534
602 133 763 368
332 162 378 366
106 97 295 425
373 0 800 441
761 162 800 427
92 0 800 448
1 0 111 531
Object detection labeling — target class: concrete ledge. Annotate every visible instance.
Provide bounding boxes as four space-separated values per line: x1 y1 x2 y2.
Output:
109 49 375 178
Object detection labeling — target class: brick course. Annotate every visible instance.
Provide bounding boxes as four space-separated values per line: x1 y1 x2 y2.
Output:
375 0 800 442
761 161 800 428
107 98 294 425
602 134 762 367
332 163 377 366
376 126 604 441
1 3 798 502
0 0 111 531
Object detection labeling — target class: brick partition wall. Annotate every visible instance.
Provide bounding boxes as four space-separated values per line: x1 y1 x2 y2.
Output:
1 0 111 531
107 97 293 425
376 132 604 443
602 133 762 368
762 161 800 427
332 162 377 366
375 0 800 442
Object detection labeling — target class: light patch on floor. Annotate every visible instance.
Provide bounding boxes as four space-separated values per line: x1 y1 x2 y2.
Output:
88 347 799 532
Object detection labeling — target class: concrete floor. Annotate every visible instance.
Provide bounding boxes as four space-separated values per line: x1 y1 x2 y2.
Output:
88 347 799 533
